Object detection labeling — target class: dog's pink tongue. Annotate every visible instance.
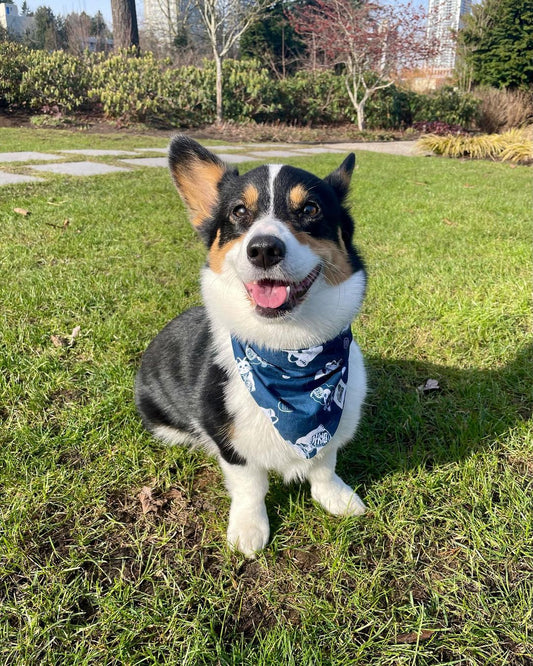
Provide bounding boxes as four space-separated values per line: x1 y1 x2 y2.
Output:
246 282 288 309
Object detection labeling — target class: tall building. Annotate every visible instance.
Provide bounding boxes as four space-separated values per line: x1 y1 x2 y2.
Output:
143 0 203 49
0 3 35 37
427 0 473 72
144 0 180 45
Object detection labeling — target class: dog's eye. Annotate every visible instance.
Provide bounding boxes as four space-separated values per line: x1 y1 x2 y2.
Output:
302 202 319 217
232 204 247 219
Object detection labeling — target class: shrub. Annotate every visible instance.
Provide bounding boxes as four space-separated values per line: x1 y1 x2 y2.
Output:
364 86 417 129
0 42 31 108
166 62 215 126
89 49 172 123
89 55 277 126
278 71 348 124
20 49 91 112
412 86 480 128
222 59 281 123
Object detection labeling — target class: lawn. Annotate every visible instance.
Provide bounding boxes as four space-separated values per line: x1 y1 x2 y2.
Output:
0 127 531 665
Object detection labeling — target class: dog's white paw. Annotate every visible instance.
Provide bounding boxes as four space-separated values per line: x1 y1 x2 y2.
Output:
227 509 270 558
311 478 366 517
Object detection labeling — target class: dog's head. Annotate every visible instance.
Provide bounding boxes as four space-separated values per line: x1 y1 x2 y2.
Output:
169 135 366 349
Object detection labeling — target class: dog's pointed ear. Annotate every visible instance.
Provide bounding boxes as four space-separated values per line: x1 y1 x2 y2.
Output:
169 135 237 228
324 153 355 201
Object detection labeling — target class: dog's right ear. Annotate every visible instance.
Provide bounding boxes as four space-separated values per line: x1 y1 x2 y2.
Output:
169 135 236 229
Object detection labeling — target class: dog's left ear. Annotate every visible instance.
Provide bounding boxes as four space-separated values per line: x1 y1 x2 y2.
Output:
169 135 236 229
324 153 355 201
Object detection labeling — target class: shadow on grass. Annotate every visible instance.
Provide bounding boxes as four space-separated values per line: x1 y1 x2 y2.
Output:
266 342 532 528
340 341 532 486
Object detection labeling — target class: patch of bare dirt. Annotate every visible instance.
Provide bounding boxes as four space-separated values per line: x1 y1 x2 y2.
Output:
0 110 409 143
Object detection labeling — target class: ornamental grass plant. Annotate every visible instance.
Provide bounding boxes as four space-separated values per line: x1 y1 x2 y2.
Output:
418 127 533 164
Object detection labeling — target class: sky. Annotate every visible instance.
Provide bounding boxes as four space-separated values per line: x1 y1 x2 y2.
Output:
18 0 437 30
19 1 144 28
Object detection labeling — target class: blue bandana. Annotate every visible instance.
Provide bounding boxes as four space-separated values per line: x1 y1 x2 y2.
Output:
231 329 352 459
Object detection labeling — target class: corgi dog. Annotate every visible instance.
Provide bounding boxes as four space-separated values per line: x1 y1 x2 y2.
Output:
135 136 367 557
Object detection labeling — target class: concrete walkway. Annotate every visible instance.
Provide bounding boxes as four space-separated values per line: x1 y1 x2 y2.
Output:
0 141 422 187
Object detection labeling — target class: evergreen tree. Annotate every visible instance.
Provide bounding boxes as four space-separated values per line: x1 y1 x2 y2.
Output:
31 6 67 50
240 1 304 77
458 0 533 89
91 11 110 38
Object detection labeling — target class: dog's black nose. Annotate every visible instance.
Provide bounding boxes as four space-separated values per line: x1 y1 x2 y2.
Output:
247 235 286 269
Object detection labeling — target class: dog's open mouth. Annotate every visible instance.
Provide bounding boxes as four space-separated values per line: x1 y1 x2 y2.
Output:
244 265 321 317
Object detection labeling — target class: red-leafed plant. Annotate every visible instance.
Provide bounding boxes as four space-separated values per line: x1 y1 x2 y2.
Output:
288 0 440 130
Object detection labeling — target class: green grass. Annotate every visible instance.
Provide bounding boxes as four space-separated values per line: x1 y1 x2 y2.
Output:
0 127 531 665
0 126 170 152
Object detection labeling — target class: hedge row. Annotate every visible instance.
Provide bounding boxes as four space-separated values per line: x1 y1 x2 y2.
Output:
0 43 481 129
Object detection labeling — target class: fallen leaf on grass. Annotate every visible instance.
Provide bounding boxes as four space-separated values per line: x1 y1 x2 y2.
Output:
50 325 81 348
463 183 475 188
14 207 30 216
442 218 457 226
138 486 186 515
47 200 66 206
50 335 64 348
417 378 440 393
396 629 435 644
138 486 166 514
70 325 81 342
163 488 186 501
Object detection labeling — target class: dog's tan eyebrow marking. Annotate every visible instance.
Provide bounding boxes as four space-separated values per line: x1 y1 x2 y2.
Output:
208 229 241 274
288 184 309 210
242 184 259 212
294 232 353 286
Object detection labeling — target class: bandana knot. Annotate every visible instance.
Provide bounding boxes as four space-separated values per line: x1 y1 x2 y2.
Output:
231 329 352 459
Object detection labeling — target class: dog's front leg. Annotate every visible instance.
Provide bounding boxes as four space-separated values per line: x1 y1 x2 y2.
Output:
308 447 367 517
220 459 269 557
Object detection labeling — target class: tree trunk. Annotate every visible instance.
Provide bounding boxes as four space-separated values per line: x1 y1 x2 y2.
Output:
214 53 223 124
355 103 365 131
111 0 139 50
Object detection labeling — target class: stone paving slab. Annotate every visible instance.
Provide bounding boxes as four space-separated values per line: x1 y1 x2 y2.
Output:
215 153 258 164
1 141 422 187
334 141 420 156
59 149 139 156
209 145 251 152
243 143 293 149
30 161 131 176
0 151 61 162
0 172 45 186
134 148 168 154
247 150 308 159
119 157 168 168
293 146 347 154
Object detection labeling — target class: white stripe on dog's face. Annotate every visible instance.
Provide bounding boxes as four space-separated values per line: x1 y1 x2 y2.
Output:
267 164 282 216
